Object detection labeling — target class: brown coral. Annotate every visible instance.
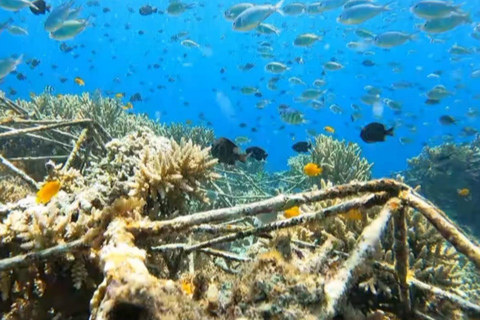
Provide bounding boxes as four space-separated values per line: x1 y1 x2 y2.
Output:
132 137 219 216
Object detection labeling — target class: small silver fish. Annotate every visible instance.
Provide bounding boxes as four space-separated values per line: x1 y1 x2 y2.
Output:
421 12 471 33
319 0 349 11
7 25 28 36
374 31 417 48
411 1 464 19
337 1 393 25
233 0 284 32
282 2 305 15
294 33 322 46
0 0 37 11
44 0 76 32
49 18 89 41
224 2 255 20
0 55 22 79
265 61 289 73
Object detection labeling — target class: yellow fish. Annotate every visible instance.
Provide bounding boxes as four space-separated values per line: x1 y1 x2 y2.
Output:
122 102 133 110
303 163 323 177
324 126 335 133
284 206 300 218
115 93 125 99
185 119 193 125
180 278 194 295
341 208 362 220
56 94 63 98
74 77 85 86
36 180 61 204
458 188 470 197
29 92 36 99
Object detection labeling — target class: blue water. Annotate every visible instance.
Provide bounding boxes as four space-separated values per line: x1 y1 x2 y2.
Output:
1 0 479 178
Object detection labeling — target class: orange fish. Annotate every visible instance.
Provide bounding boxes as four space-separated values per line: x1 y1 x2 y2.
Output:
74 77 85 86
303 163 322 177
341 208 362 220
324 126 335 133
122 102 133 110
36 180 61 204
284 206 300 218
458 188 470 197
180 279 194 295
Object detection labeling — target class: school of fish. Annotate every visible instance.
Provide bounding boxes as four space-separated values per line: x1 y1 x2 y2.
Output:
0 0 479 188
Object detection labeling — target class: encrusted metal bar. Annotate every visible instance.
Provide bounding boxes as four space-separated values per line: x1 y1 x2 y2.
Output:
403 191 480 269
129 179 405 235
393 203 412 318
151 193 389 254
321 199 398 319
0 154 39 190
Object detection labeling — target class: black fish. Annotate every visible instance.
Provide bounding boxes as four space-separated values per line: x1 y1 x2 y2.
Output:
211 137 247 165
292 141 311 153
362 60 375 67
16 73 26 81
30 0 51 15
139 5 157 16
439 115 456 125
130 93 142 102
246 146 268 161
425 99 440 105
360 122 394 143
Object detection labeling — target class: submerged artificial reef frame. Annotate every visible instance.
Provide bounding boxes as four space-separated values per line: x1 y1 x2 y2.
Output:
0 95 480 320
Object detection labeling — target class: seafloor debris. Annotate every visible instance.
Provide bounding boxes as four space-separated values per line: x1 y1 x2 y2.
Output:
0 93 480 320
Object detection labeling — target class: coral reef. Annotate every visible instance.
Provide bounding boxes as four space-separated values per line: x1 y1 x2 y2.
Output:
0 127 219 319
0 91 214 180
1 94 480 320
405 137 480 237
287 135 373 191
311 135 373 184
13 90 215 146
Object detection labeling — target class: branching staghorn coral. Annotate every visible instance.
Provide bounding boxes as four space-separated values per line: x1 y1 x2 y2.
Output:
311 134 373 184
287 135 373 191
0 91 214 183
131 136 220 216
158 122 215 148
10 90 215 145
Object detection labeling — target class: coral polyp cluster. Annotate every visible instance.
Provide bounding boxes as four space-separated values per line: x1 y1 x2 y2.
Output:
1 93 480 320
